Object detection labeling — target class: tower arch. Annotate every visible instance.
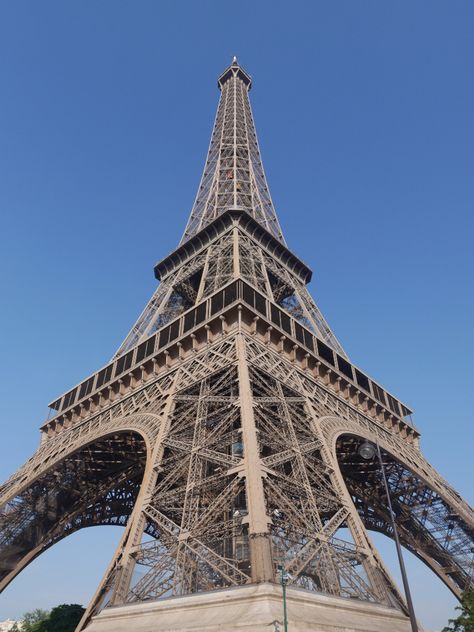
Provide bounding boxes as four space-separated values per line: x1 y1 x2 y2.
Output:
0 413 165 592
313 415 474 599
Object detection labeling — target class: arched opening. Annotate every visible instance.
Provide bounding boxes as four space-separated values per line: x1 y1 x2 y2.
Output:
369 530 459 630
1 525 123 620
335 434 473 600
0 431 147 590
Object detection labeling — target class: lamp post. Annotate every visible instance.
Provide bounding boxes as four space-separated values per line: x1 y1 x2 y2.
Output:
276 563 289 632
274 548 289 632
358 440 419 632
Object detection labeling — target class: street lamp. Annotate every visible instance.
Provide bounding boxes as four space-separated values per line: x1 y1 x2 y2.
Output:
358 440 419 632
276 563 289 632
274 543 290 632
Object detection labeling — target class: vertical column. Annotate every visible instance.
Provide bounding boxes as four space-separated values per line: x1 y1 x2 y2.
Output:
236 335 274 582
196 249 211 302
232 226 240 278
232 76 238 208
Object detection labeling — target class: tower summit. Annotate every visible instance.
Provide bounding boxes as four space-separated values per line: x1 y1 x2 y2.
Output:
183 56 281 244
0 59 473 632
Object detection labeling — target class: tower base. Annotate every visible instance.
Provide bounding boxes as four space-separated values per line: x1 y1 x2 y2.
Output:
85 583 417 632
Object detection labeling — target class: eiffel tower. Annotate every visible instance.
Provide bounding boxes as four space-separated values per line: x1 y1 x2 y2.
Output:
1 58 473 632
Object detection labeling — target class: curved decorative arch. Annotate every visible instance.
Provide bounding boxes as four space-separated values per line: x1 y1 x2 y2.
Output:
0 412 165 593
0 412 161 507
315 415 474 599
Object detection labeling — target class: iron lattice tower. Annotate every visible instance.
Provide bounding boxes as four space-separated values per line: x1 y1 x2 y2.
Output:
0 58 473 630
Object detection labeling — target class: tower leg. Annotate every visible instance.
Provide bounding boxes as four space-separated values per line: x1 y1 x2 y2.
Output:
78 374 181 629
236 335 274 582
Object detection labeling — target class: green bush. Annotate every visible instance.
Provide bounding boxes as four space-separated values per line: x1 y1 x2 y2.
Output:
11 604 85 632
442 592 474 632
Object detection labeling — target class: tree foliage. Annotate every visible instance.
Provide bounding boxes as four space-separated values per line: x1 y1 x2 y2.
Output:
443 592 474 632
11 604 85 632
43 604 85 632
10 609 49 632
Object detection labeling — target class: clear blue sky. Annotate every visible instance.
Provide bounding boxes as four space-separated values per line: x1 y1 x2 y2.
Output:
0 2 473 630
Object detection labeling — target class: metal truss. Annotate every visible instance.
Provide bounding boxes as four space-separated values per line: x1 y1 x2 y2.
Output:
243 233 347 356
1 324 473 628
73 333 403 622
113 252 208 358
113 57 346 359
245 337 474 591
199 234 235 299
181 58 285 245
238 232 271 295
0 58 473 632
115 223 347 361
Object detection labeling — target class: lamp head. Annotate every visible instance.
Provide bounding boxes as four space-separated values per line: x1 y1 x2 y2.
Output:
358 440 376 460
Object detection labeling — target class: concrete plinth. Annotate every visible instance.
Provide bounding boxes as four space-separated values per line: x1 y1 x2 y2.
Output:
85 583 416 632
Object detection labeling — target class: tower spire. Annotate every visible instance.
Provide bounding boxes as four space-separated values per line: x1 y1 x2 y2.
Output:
181 59 285 244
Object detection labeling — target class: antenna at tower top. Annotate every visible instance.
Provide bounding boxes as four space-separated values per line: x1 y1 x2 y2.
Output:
232 55 238 65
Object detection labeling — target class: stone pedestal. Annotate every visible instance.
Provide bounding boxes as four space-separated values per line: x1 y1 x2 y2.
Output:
85 583 417 632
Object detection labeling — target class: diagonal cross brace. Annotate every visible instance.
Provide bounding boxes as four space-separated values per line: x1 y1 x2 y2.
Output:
285 506 350 578
143 504 249 586
163 437 241 468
